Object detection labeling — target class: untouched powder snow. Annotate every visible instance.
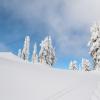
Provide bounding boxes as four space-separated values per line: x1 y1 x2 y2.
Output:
0 52 100 100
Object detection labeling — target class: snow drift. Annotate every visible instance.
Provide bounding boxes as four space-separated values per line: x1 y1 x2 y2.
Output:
0 52 100 100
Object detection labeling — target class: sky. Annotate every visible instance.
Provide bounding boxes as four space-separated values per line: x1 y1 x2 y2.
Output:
0 0 100 68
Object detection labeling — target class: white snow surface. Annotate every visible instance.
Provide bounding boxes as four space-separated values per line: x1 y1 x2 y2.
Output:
0 52 100 100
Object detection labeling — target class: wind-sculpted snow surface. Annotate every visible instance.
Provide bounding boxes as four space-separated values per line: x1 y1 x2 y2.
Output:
0 52 100 100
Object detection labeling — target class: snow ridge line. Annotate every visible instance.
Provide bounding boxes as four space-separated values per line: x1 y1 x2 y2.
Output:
45 87 73 100
91 82 100 100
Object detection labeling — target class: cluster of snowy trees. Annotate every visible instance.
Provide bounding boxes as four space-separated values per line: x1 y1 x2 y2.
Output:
17 23 100 70
18 36 56 66
69 58 90 71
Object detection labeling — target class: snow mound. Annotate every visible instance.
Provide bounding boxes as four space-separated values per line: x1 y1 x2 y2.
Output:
0 52 24 63
0 53 100 100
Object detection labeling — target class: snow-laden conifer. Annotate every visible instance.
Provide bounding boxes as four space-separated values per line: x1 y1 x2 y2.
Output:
88 23 100 69
81 58 90 71
69 60 78 70
32 43 38 63
21 36 30 61
39 36 55 66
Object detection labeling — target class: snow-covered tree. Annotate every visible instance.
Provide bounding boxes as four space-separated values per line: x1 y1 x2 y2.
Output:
32 43 38 63
69 60 78 70
21 36 30 61
39 41 44 64
81 58 90 71
88 23 100 69
39 36 56 66
18 49 22 58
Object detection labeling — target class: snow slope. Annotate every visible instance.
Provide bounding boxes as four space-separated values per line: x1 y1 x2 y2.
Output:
0 52 100 100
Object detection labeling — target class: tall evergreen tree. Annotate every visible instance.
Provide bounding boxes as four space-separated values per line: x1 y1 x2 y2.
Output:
21 36 30 61
32 43 38 63
81 58 90 71
39 36 56 66
69 60 78 70
88 23 100 69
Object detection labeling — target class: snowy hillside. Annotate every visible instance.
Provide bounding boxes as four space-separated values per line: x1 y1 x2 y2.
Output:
0 52 100 100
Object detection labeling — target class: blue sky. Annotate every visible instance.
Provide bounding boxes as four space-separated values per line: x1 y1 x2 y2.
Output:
0 0 100 68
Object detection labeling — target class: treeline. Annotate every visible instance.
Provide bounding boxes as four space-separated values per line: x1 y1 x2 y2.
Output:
17 23 100 71
18 36 56 66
